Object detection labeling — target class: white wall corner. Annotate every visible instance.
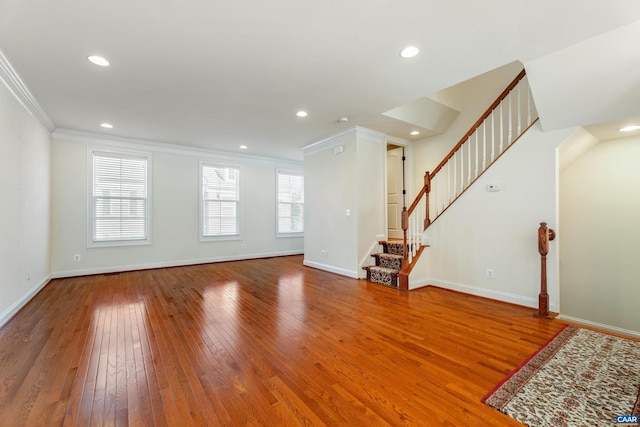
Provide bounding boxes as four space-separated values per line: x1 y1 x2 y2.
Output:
354 126 386 144
0 49 55 132
301 127 359 156
302 126 387 157
557 314 640 339
557 127 599 171
302 260 360 279
0 275 51 329
414 279 553 311
359 240 382 278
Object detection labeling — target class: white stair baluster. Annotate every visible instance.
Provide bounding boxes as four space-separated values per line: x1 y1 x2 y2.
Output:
434 174 439 217
453 153 457 198
440 170 444 212
482 121 487 171
508 91 513 145
517 84 522 135
467 136 471 188
460 147 464 194
491 112 495 162
527 78 532 126
499 102 504 153
475 131 479 179
412 213 417 257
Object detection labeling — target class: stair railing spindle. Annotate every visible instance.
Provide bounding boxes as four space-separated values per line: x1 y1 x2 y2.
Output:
482 121 487 170
517 84 522 135
453 154 457 198
395 70 535 291
507 92 513 145
526 77 532 126
424 171 431 227
475 131 479 179
460 147 464 194
499 103 504 153
491 112 495 162
467 137 471 187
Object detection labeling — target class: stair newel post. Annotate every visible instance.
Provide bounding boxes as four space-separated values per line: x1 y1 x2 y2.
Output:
534 222 556 319
424 171 431 228
401 207 409 267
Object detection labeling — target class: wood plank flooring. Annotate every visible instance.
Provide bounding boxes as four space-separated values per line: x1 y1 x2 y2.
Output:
0 255 568 426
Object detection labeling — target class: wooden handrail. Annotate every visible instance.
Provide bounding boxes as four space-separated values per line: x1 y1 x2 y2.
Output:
430 69 526 178
404 69 527 226
399 68 531 291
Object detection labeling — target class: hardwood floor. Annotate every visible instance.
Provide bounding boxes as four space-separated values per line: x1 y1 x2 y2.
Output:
0 255 568 426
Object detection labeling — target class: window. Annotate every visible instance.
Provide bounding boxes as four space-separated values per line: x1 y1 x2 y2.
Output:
201 163 241 239
277 170 304 236
89 149 151 247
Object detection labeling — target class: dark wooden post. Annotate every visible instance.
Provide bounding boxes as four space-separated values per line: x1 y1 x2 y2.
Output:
534 222 556 319
424 171 431 228
401 207 409 266
398 207 409 291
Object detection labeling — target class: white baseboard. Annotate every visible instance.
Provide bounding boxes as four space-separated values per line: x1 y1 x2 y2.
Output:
557 314 640 339
302 260 359 279
51 250 304 279
0 275 51 329
415 278 559 313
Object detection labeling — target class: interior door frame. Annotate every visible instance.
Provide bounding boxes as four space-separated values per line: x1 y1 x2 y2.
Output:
384 137 413 240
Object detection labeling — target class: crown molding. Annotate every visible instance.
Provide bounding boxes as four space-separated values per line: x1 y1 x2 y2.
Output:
0 50 55 132
52 128 303 167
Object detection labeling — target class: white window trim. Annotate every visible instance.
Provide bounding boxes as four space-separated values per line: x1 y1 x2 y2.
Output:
276 169 304 238
199 160 243 242
87 147 153 248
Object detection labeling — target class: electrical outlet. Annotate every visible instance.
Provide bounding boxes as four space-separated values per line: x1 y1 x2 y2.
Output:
486 268 495 279
74 254 81 262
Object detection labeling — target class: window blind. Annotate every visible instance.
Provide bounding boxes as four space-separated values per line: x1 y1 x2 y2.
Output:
277 171 304 234
92 151 149 243
202 164 240 237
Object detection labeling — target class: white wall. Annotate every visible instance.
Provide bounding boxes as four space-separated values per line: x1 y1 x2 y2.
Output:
50 132 303 277
0 82 51 325
357 132 386 272
411 124 577 311
303 127 385 278
559 134 640 337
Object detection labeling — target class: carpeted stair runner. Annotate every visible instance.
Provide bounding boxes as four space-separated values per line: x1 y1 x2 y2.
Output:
363 241 405 288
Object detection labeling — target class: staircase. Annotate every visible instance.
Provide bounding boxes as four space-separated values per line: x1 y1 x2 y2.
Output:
363 69 538 290
362 241 405 287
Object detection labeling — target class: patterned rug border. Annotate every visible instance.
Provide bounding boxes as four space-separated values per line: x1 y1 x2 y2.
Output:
481 324 576 407
483 324 640 423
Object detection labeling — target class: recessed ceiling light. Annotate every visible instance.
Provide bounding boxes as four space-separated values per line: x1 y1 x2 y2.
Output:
410 130 420 136
240 145 248 150
296 110 308 118
619 125 640 132
400 46 420 58
88 55 110 67
100 123 113 129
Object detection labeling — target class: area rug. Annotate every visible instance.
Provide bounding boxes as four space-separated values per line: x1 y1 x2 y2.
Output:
482 325 640 426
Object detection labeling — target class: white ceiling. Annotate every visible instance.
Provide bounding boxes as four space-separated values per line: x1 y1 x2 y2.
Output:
1 0 640 161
